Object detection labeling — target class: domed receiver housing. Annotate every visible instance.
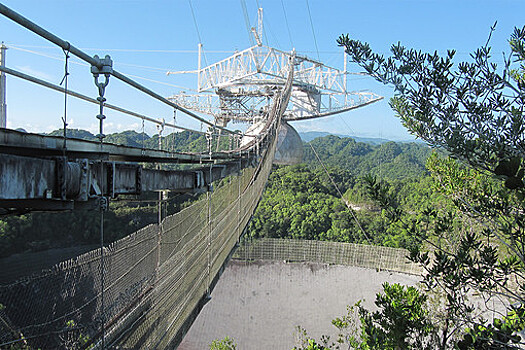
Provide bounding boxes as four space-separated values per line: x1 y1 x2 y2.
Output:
240 121 303 165
273 121 303 165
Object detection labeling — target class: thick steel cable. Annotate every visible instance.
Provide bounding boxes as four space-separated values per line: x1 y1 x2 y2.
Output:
60 44 70 152
7 43 235 54
239 0 254 46
0 65 206 135
7 46 201 91
99 206 106 349
187 0 209 68
305 0 320 61
280 0 294 48
0 4 236 135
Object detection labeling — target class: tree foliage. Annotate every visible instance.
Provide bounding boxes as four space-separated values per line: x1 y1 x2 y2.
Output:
209 336 237 350
295 283 433 350
247 146 435 248
334 24 525 348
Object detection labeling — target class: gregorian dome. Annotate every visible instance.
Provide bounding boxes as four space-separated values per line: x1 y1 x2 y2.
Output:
241 121 303 165
273 121 303 165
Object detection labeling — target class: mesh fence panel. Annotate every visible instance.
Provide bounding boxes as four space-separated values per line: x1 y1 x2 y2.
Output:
0 223 159 348
234 238 423 276
0 141 276 349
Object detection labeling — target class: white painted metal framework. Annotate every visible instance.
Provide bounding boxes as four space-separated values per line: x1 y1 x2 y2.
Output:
168 44 383 125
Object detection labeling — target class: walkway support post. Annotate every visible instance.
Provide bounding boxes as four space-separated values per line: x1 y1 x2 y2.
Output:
0 42 7 128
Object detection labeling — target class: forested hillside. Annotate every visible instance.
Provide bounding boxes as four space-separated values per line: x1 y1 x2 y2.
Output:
248 135 435 249
303 135 430 178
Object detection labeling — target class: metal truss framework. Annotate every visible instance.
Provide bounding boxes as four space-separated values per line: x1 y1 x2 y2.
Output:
168 45 383 124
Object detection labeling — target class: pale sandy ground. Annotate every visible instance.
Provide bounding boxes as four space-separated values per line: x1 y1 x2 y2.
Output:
178 260 420 350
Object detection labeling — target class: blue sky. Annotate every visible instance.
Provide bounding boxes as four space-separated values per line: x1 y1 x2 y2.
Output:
1 0 523 140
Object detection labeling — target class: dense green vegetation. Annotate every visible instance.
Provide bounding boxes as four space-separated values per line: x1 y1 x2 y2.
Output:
248 137 434 249
303 136 430 179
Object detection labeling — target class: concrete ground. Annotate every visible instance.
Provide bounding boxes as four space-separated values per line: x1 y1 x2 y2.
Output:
179 259 420 350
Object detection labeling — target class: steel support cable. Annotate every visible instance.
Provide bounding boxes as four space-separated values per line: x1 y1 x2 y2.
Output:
238 146 242 241
206 162 213 296
60 44 70 152
7 46 201 91
111 70 235 135
239 0 254 46
305 0 320 61
7 43 236 54
98 125 107 350
307 142 373 243
8 45 211 90
0 4 236 135
0 65 207 135
156 126 164 285
187 0 209 69
280 0 294 48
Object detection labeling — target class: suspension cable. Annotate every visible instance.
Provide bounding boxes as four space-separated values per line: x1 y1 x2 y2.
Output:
0 65 206 135
92 57 110 349
59 42 70 152
308 142 372 242
187 0 209 68
239 0 254 46
304 0 320 61
0 4 236 135
280 0 294 48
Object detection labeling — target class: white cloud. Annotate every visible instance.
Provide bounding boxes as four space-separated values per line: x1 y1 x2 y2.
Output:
15 66 55 82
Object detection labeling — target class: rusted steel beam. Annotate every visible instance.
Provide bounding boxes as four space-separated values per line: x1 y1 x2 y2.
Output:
0 153 253 212
0 128 238 164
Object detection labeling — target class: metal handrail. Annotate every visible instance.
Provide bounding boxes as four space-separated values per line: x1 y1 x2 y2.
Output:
0 3 237 135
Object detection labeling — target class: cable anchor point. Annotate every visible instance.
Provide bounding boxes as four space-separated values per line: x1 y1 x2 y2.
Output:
91 55 113 142
99 196 109 212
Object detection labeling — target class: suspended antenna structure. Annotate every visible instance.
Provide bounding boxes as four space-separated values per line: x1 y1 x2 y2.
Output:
166 8 383 127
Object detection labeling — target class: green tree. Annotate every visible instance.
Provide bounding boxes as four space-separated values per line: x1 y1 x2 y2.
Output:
294 283 433 350
336 24 525 348
209 336 237 350
351 283 433 350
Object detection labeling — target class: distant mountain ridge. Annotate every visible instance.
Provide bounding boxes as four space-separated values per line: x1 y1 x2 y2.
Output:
299 131 420 144
302 134 431 179
45 128 430 179
46 128 208 152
